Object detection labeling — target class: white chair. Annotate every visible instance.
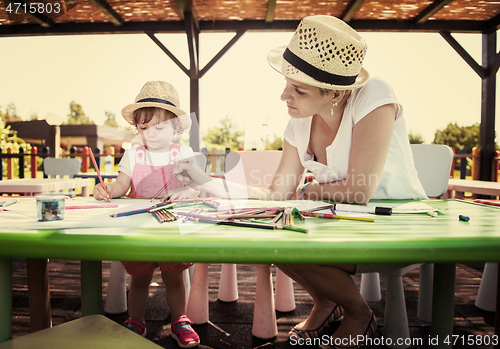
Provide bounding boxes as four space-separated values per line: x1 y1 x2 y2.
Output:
43 157 82 197
186 150 299 339
103 152 207 314
360 144 454 348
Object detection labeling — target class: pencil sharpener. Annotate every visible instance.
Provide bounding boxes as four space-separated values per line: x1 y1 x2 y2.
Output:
36 195 65 221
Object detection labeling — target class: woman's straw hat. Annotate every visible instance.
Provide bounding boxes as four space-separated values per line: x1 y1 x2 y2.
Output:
121 81 189 124
268 15 369 90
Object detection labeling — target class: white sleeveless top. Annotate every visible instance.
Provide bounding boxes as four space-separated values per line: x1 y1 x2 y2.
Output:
284 77 427 200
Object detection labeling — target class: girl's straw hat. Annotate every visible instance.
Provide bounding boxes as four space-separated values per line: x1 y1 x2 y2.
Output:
268 15 369 90
122 81 189 124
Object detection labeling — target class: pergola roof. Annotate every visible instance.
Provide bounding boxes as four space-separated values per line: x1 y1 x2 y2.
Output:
0 0 499 36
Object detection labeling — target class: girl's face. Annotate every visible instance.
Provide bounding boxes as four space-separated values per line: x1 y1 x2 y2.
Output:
280 78 333 118
137 114 175 152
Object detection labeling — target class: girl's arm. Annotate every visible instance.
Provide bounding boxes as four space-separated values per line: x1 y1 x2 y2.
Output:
174 140 305 201
302 103 396 204
93 172 131 201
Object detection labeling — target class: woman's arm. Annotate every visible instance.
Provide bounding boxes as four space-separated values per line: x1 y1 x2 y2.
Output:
174 141 305 201
302 104 397 204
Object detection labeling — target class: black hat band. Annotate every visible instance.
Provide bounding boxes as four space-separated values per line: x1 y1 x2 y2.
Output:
283 48 358 86
137 98 176 107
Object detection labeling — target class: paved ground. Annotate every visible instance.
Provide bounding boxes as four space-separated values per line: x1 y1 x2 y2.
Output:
11 259 497 348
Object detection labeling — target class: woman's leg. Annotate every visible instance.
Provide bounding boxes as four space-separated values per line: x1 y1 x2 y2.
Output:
287 264 372 343
277 264 337 330
161 270 186 319
127 273 154 322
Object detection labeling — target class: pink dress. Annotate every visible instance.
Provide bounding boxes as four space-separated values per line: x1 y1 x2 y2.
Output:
121 144 193 276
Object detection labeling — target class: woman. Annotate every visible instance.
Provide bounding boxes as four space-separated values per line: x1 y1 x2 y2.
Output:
173 15 427 349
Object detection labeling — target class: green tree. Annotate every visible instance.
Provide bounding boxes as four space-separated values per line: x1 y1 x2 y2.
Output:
64 101 95 125
433 123 480 153
104 111 120 128
203 116 243 150
408 131 424 144
1 117 30 178
1 103 23 122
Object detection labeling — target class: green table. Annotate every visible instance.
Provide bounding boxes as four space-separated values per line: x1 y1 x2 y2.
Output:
1 199 499 347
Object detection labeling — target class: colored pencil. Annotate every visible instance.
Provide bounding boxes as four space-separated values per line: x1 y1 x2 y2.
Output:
66 204 118 209
272 211 283 223
110 202 171 218
89 148 111 203
151 173 180 200
300 211 375 222
198 218 276 230
276 225 309 234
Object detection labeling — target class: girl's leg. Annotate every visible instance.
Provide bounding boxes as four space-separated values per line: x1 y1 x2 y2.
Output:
287 264 372 343
161 270 186 319
127 273 153 322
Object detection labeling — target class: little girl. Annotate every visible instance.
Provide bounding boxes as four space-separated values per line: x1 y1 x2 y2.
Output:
94 81 200 348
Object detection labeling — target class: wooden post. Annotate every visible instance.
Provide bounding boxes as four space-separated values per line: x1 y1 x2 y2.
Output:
48 125 61 158
31 146 38 178
81 147 89 172
6 148 13 179
18 148 24 179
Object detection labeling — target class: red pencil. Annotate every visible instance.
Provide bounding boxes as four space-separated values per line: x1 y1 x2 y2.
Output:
89 149 111 202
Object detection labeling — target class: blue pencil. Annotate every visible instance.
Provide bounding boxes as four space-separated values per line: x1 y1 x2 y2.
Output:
110 202 171 218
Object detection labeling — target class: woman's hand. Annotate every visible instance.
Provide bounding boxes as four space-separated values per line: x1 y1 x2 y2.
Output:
173 158 212 188
161 186 200 202
93 182 112 201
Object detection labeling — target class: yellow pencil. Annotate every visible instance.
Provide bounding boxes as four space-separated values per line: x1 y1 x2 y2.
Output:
300 211 375 222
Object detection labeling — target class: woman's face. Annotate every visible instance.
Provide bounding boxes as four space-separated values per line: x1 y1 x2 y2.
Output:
137 114 175 152
280 78 333 118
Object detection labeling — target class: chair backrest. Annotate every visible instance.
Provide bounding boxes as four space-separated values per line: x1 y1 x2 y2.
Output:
225 150 283 188
43 158 82 179
192 152 208 172
410 144 454 198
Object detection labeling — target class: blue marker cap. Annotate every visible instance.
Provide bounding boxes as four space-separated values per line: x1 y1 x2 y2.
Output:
459 215 470 222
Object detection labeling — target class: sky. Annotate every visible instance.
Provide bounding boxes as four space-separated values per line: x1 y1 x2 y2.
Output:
0 29 497 149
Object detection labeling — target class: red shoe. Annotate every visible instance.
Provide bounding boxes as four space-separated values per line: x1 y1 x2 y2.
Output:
170 315 200 348
124 317 147 337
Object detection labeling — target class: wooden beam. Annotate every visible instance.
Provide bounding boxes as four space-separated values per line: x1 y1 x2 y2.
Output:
4 0 55 28
145 32 189 76
0 19 491 37
479 31 497 182
413 0 454 25
87 0 123 26
490 51 500 78
184 11 201 152
176 0 199 30
440 31 486 79
200 30 246 78
485 13 500 33
340 0 364 23
265 0 277 23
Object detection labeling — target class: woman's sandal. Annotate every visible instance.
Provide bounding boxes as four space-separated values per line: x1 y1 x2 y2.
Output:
319 310 377 349
288 304 344 341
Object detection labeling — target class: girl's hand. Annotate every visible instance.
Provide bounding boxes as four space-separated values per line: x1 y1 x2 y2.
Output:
93 182 112 202
161 186 200 202
173 158 212 188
